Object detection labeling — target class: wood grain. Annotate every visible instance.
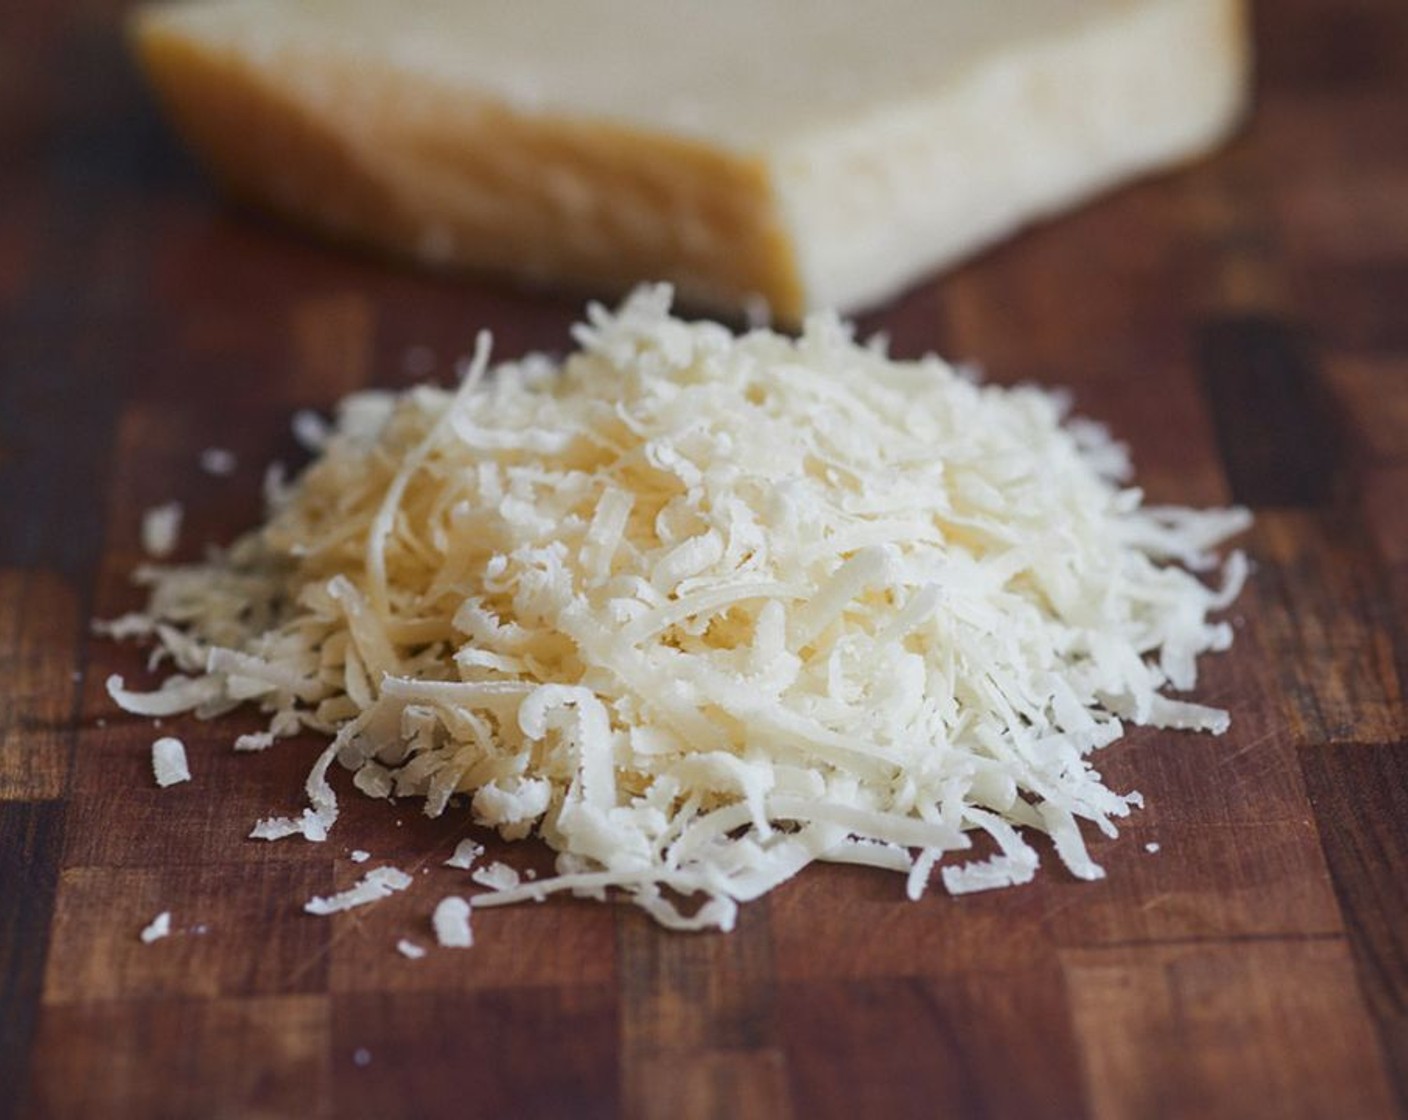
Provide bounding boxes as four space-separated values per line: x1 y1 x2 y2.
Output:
0 570 79 800
1064 939 1396 1120
1300 743 1408 1112
1 0 1406 1117
29 995 331 1119
1197 315 1342 506
0 801 63 1113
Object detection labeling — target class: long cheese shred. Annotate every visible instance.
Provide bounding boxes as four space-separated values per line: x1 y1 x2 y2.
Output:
105 286 1249 931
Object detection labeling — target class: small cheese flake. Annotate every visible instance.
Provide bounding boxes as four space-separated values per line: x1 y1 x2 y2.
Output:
396 938 427 959
470 862 521 892
1145 841 1162 854
304 866 413 915
432 896 473 948
350 849 371 863
292 409 331 452
444 839 484 870
140 911 172 943
151 737 191 788
199 447 238 476
104 286 1250 932
141 501 183 558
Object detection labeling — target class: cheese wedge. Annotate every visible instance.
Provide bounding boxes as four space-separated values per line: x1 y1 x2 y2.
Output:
132 0 1249 320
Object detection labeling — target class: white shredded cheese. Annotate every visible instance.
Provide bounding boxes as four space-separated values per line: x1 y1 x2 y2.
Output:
304 866 413 915
432 896 473 948
350 849 371 863
292 409 332 452
104 285 1249 932
444 839 484 870
470 861 521 892
396 937 427 959
141 501 183 558
151 736 191 787
140 910 172 943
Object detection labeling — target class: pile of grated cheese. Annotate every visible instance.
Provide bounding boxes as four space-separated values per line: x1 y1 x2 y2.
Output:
105 285 1249 932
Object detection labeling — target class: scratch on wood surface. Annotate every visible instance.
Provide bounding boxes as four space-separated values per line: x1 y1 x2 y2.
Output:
281 841 450 989
1214 727 1283 773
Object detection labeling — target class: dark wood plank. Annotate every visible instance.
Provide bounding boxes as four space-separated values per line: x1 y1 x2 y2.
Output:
617 902 781 1116
1062 939 1397 1120
0 8 164 588
28 995 331 1120
1195 315 1344 507
778 971 1086 1120
0 570 80 801
0 801 64 1120
1255 0 1408 94
1324 354 1408 465
770 862 1053 980
41 862 334 1004
1300 743 1408 1114
1251 511 1407 745
323 853 618 995
1040 818 1342 948
60 714 361 870
329 988 619 1120
626 1049 791 1120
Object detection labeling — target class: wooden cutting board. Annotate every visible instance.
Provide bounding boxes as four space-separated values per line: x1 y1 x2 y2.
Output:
3 2 1406 1117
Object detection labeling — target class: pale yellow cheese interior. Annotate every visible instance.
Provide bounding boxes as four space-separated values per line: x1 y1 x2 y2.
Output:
133 0 1250 320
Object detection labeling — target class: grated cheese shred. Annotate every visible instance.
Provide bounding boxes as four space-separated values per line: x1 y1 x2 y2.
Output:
304 865 413 915
432 896 474 948
139 910 172 944
105 286 1249 931
151 736 191 787
141 501 183 558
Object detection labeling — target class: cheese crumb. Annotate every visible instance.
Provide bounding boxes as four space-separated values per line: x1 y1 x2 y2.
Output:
140 910 172 943
470 862 521 892
432 896 473 948
396 937 427 959
141 502 183 558
151 737 191 788
292 409 331 452
304 866 413 915
350 849 371 863
1145 842 1161 854
444 839 484 870
105 286 1249 932
234 731 275 752
199 447 238 476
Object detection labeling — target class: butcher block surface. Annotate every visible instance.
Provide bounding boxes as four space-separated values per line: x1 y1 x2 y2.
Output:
2 2 1406 1117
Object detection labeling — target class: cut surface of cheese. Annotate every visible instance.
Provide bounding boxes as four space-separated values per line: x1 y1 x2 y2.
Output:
104 286 1250 932
132 0 1249 319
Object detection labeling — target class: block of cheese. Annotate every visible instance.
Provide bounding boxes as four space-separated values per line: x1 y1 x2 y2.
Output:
132 0 1249 320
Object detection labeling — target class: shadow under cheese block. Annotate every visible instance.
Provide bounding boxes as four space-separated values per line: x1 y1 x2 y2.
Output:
131 0 1250 322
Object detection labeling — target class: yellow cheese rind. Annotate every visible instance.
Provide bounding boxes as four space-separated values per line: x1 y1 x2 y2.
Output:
133 14 806 317
132 0 1248 319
